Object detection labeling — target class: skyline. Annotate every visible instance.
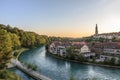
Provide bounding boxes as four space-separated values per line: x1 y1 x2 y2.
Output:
0 0 120 38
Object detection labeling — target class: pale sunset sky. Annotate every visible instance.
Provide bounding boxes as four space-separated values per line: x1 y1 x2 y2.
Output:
0 0 120 38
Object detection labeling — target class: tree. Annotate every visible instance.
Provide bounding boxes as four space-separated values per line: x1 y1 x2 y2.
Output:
0 29 12 69
0 69 22 80
10 33 21 50
117 56 120 66
66 46 75 60
70 74 75 80
84 37 93 42
26 32 35 48
78 55 87 62
99 38 104 42
103 59 109 65
0 24 49 80
110 57 116 65
34 35 47 47
115 38 120 42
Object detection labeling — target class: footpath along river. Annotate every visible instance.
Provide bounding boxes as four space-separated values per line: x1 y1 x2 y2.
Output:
10 46 120 80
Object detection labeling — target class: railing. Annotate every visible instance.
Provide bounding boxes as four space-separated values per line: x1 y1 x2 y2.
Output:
11 59 52 80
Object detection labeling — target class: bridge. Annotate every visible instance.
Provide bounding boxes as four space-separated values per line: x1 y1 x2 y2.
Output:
11 59 52 80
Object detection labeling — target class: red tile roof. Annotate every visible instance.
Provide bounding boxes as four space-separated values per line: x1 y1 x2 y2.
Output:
93 42 120 49
72 42 87 45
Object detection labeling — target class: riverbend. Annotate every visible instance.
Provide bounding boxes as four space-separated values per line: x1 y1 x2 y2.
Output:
10 46 120 80
11 59 51 80
47 52 120 69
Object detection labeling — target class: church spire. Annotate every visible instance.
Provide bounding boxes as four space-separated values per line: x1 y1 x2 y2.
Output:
95 24 98 35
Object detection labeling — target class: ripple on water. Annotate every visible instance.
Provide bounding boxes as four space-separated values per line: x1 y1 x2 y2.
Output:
14 46 120 80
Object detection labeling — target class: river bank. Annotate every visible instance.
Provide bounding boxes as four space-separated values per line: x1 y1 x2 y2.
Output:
15 48 29 60
47 52 120 69
12 46 120 80
11 47 52 80
7 48 29 68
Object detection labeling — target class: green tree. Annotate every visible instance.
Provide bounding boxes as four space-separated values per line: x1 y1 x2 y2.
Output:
26 32 35 48
103 59 109 65
0 29 12 69
110 57 116 65
70 74 75 80
0 69 22 80
78 55 87 62
116 38 120 42
66 46 75 60
99 38 104 42
10 33 21 50
0 24 49 80
117 56 120 66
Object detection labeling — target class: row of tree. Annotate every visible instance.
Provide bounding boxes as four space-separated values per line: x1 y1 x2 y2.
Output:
0 24 49 48
0 24 49 69
0 24 50 80
82 36 120 43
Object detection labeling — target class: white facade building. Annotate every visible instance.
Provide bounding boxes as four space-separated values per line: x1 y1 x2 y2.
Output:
99 55 119 63
49 41 96 58
49 42 67 56
73 42 95 58
103 48 120 55
80 45 91 53
93 33 120 39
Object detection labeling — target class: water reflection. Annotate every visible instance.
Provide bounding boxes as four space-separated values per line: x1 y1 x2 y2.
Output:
15 46 120 80
65 62 70 69
9 68 35 80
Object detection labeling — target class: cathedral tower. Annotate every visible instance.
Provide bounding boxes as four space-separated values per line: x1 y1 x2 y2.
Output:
95 24 98 35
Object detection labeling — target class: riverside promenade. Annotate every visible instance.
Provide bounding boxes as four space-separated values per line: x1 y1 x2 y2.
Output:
11 59 52 80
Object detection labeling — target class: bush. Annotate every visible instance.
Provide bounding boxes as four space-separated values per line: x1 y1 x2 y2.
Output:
26 63 38 71
0 69 22 80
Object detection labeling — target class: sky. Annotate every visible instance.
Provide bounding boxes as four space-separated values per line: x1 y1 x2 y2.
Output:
0 0 120 38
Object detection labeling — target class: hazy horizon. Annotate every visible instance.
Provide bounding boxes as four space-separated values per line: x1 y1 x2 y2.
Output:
1 0 120 38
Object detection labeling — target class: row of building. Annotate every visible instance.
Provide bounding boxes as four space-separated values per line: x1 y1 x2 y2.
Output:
93 24 120 39
49 41 120 62
93 32 120 39
49 24 120 63
49 41 92 56
92 42 120 62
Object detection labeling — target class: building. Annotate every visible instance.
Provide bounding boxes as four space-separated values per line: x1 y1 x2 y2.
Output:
99 55 119 63
49 41 96 58
93 24 120 39
93 33 120 39
49 41 70 56
56 46 66 56
92 42 120 55
72 42 90 53
95 24 98 36
72 42 95 58
92 42 120 62
103 42 120 55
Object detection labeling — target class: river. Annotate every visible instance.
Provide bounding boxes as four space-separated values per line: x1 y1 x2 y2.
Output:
10 46 120 80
